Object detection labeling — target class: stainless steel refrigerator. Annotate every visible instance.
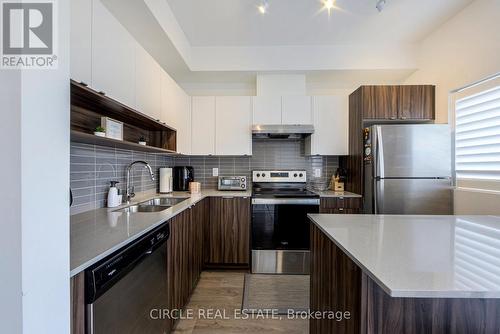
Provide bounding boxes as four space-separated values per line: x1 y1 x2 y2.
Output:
364 124 453 214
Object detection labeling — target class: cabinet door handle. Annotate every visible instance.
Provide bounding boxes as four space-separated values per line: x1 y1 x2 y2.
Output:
401 116 407 120
222 196 234 199
390 116 396 120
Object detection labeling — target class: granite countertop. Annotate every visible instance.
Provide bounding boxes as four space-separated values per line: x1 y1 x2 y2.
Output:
311 190 362 198
308 214 500 299
70 190 251 277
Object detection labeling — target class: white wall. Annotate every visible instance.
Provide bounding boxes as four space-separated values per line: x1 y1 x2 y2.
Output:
404 0 500 123
0 1 71 333
404 0 500 215
0 72 23 334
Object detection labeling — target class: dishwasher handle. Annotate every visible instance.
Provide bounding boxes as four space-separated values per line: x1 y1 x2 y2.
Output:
85 223 169 303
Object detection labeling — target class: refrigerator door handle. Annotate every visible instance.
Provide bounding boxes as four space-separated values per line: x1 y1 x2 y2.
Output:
374 178 384 214
376 125 385 179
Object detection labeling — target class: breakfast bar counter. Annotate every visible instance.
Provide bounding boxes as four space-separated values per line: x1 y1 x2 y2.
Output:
307 214 500 334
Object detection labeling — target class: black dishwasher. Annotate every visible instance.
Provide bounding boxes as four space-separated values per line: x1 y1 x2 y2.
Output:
85 223 170 334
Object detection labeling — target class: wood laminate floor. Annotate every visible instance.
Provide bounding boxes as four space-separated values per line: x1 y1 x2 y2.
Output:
173 271 309 334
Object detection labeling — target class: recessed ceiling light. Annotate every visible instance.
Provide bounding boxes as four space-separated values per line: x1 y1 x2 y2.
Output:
258 1 269 14
323 0 335 11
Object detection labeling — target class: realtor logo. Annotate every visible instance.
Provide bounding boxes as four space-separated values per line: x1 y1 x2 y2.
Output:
1 0 57 69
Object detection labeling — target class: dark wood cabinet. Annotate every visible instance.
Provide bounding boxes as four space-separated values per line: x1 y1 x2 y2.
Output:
70 272 85 334
320 197 362 214
360 85 435 121
167 209 192 320
361 86 399 120
166 199 206 332
205 197 250 266
191 199 208 285
310 223 362 334
399 85 435 120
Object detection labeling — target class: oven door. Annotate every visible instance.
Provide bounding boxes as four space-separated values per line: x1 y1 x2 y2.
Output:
251 198 319 250
251 198 319 274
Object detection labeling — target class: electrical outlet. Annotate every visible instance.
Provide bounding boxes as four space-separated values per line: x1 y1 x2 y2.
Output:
313 168 322 178
212 168 219 177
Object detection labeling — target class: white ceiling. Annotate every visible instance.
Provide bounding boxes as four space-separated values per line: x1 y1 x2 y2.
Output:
103 0 473 92
165 0 473 47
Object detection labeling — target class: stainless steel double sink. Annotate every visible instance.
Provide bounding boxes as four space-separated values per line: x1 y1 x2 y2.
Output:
114 197 189 213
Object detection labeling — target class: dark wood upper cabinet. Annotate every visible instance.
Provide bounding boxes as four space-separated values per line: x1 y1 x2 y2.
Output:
206 197 250 266
360 85 435 121
399 85 435 120
361 85 399 120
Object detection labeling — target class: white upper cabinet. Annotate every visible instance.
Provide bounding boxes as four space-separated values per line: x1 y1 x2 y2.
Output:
191 96 216 155
160 70 175 126
172 85 192 155
135 45 161 120
306 96 348 156
160 71 191 154
252 96 282 124
70 0 92 84
92 0 136 108
215 97 252 156
282 96 312 125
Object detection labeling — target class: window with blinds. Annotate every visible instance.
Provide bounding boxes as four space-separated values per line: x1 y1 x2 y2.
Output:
455 85 500 180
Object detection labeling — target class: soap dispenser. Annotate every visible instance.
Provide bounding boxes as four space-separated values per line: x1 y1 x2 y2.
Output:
107 181 121 208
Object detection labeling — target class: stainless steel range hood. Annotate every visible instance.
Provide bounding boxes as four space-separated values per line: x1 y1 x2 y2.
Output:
252 124 314 139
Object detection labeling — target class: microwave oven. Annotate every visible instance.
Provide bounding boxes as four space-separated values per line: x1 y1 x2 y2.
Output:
218 176 247 191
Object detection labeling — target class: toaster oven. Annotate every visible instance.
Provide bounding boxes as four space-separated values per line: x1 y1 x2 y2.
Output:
218 176 247 191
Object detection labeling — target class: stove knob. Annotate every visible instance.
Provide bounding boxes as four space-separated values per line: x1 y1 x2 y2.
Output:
241 184 245 188
299 173 303 177
262 173 266 177
256 173 260 177
294 173 298 177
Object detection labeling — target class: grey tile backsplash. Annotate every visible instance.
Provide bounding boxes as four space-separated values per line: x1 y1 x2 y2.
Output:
70 139 338 215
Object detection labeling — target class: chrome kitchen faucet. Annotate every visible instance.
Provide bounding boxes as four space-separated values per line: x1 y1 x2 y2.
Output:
125 161 155 203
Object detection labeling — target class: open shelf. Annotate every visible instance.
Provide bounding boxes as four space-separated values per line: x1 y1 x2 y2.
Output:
70 80 177 153
71 131 178 154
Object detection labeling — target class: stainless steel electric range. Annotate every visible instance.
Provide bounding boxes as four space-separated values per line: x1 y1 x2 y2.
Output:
251 170 319 274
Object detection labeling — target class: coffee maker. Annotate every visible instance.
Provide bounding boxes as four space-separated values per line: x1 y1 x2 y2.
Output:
173 166 194 191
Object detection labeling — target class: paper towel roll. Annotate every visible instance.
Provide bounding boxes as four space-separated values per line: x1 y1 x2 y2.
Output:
159 168 173 193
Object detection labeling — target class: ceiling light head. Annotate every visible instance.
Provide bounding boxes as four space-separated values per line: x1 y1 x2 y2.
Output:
376 0 386 12
323 0 335 11
258 1 269 14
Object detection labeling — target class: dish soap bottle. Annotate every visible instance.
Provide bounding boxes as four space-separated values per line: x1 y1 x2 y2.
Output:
107 181 120 208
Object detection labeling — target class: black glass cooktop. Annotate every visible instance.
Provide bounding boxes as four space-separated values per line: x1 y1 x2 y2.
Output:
252 187 319 199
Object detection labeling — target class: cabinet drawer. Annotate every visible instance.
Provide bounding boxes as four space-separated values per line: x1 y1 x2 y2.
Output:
320 208 361 214
320 197 362 210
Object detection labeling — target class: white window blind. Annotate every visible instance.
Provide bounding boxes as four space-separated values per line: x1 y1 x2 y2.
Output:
455 85 500 180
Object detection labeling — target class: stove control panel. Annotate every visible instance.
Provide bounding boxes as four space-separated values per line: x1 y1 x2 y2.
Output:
252 170 306 183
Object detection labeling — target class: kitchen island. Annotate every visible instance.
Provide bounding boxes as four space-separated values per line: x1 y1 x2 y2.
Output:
308 214 500 334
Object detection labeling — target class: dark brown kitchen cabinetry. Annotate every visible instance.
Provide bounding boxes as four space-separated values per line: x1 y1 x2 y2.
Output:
205 197 251 266
361 85 399 120
320 197 362 214
191 199 207 286
360 85 435 121
166 208 191 327
166 200 206 332
399 85 435 120
70 272 85 334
